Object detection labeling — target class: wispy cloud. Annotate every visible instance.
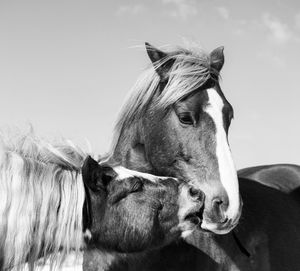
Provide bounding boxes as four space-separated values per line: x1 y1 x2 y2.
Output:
216 6 230 20
161 0 197 20
262 13 292 44
116 4 145 16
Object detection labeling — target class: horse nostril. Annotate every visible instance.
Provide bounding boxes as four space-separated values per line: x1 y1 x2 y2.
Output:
221 217 228 224
212 196 229 210
213 198 223 206
212 197 229 221
189 187 205 202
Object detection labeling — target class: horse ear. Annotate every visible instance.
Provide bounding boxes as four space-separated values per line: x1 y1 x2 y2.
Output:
210 46 225 72
145 42 172 80
82 156 117 191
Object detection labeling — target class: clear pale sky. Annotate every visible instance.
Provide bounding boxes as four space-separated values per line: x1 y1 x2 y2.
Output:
0 0 299 169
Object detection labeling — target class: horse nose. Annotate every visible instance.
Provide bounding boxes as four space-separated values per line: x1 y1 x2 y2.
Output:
189 187 205 202
212 197 229 223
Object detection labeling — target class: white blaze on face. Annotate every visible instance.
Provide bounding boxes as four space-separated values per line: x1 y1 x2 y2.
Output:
204 88 240 222
113 166 173 183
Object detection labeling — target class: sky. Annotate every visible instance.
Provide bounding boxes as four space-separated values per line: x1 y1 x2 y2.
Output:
0 0 300 169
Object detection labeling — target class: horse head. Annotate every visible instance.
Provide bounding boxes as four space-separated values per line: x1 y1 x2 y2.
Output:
82 156 205 253
111 42 242 234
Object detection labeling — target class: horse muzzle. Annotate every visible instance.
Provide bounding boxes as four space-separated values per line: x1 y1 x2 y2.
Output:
177 184 206 237
200 196 243 235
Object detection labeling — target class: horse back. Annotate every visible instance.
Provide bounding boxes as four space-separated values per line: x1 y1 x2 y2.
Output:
238 164 300 193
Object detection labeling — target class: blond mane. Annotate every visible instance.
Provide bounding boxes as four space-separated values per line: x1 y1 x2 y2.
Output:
111 45 219 152
0 130 88 270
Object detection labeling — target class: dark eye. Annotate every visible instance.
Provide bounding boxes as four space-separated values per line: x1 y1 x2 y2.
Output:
178 113 194 125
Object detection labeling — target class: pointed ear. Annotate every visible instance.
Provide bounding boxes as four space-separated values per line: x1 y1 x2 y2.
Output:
210 46 225 72
145 42 173 80
82 156 117 191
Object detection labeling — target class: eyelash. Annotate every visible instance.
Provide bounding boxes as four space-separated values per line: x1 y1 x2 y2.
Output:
130 181 143 192
178 113 194 125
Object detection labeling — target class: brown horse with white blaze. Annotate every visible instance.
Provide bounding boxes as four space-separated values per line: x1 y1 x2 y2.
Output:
84 43 300 271
108 42 242 234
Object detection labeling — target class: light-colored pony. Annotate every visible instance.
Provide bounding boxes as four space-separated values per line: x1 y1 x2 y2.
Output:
0 131 86 270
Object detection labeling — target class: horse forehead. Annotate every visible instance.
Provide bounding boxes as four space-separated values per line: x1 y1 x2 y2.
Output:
205 88 225 114
176 89 209 111
176 87 225 114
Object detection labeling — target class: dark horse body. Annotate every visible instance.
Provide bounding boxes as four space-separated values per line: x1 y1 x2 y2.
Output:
238 164 300 193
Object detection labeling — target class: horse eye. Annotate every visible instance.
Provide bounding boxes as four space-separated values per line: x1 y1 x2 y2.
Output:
178 113 194 125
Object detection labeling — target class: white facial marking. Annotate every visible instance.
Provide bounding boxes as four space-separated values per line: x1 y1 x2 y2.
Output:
204 88 240 222
113 166 172 183
83 229 92 240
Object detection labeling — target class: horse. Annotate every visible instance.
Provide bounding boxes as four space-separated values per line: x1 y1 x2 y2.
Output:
108 42 242 234
85 42 300 270
0 131 205 270
238 164 300 193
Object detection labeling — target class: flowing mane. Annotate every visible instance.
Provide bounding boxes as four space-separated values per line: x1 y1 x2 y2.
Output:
0 131 88 270
111 45 220 151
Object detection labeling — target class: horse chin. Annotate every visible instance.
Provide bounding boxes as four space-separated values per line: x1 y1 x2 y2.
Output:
179 215 203 238
200 198 243 235
201 211 241 235
200 220 235 235
180 222 199 239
